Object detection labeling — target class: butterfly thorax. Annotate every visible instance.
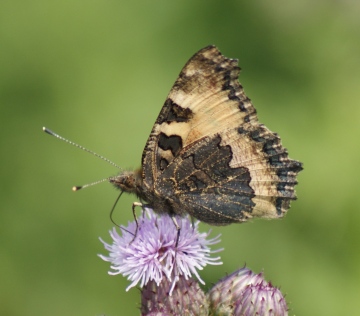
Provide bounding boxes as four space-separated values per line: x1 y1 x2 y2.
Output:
110 168 181 216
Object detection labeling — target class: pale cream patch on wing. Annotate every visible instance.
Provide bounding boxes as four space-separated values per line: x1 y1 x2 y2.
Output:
219 128 285 218
157 147 174 163
251 197 280 218
167 89 252 147
159 121 191 143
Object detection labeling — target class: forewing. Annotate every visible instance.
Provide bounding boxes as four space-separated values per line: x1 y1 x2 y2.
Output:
142 45 257 189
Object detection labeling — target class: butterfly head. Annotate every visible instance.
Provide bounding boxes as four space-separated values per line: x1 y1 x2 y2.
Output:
109 169 143 196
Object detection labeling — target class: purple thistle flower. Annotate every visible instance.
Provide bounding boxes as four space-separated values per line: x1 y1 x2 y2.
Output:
208 267 288 316
208 266 265 311
234 281 288 316
141 275 208 315
99 207 222 294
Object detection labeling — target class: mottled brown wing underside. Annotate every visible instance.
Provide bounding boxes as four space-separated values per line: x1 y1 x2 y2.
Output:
141 45 302 224
156 135 256 224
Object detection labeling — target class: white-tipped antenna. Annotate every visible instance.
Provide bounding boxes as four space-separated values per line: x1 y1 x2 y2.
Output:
43 127 121 191
43 127 122 170
72 177 111 191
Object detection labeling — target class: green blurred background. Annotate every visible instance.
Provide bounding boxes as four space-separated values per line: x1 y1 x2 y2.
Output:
1 1 360 315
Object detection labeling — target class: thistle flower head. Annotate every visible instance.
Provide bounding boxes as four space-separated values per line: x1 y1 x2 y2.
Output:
208 267 288 316
99 207 222 294
234 281 288 316
141 275 208 315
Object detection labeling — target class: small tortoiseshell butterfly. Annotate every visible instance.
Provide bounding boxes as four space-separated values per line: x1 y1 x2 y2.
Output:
111 45 303 227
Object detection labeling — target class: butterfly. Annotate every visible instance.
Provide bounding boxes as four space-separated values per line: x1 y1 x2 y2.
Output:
110 45 303 230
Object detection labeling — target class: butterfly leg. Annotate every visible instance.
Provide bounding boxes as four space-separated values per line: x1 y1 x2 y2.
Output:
170 215 181 248
190 216 196 230
169 214 181 293
130 201 143 243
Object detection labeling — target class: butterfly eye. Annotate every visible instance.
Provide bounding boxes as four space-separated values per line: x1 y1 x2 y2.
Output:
110 171 140 195
122 176 135 190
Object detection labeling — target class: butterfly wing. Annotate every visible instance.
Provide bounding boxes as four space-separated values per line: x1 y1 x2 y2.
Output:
141 45 302 222
155 134 256 224
142 45 257 187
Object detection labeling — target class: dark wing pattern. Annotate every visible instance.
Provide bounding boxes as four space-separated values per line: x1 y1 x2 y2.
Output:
155 135 256 224
141 45 302 223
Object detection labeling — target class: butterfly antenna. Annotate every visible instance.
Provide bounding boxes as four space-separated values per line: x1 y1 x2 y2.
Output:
72 177 110 191
42 127 122 170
